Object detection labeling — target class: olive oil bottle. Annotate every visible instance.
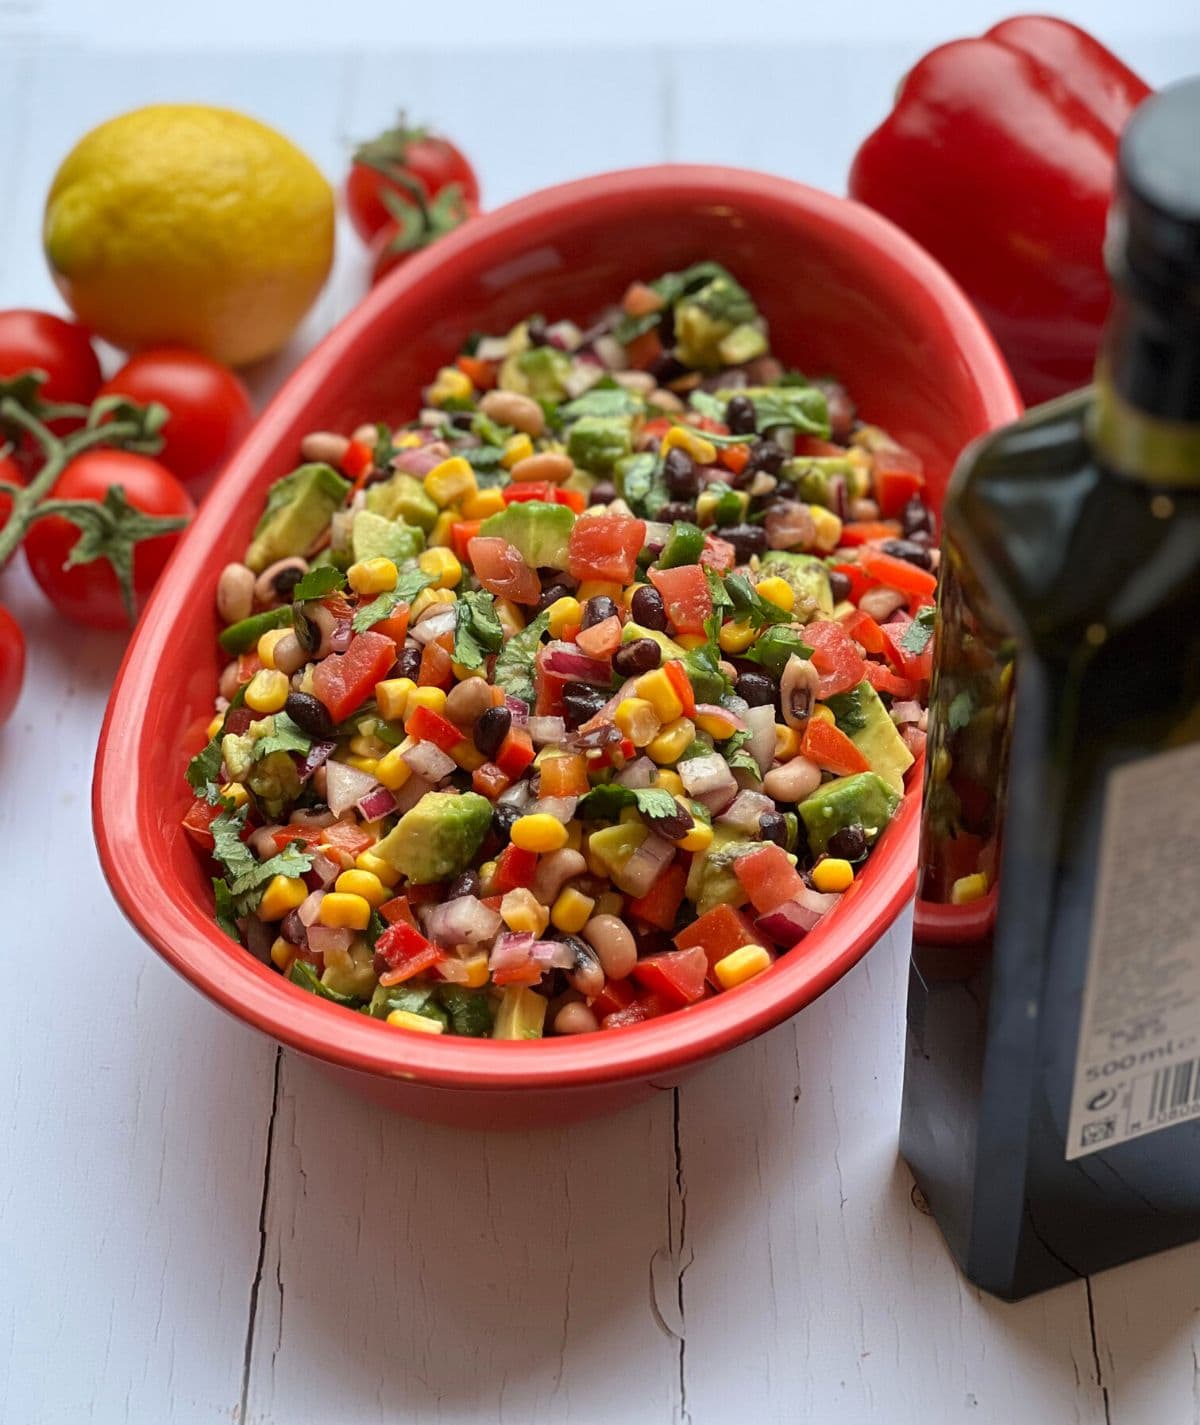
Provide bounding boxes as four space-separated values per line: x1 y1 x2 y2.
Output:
900 78 1200 1299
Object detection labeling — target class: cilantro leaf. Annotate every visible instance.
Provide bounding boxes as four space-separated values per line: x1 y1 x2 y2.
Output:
899 605 937 656
825 683 869 733
722 728 762 781
289 959 363 1006
186 737 224 799
462 445 508 477
471 410 513 448
744 625 814 677
715 385 829 438
561 387 643 422
368 979 439 1020
492 609 550 707
252 711 312 761
352 569 433 633
689 390 727 424
453 590 504 671
291 565 346 601
577 783 681 824
725 573 792 628
211 807 315 916
948 689 976 732
212 878 242 942
705 567 733 611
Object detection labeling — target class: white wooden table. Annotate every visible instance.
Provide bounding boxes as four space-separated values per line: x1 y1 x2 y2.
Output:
3 12 1199 1423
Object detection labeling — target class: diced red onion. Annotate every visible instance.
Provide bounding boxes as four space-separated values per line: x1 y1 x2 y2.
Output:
357 786 398 820
617 756 657 789
402 740 455 782
829 475 849 522
391 774 433 815
436 958 471 984
325 760 381 817
410 607 456 645
330 618 353 654
474 336 510 362
489 932 536 972
902 726 927 758
498 779 535 810
745 704 777 776
297 740 336 783
505 695 530 726
548 320 583 352
297 889 327 927
307 925 353 956
718 789 775 833
891 700 924 726
533 796 577 822
543 642 612 685
532 940 576 969
679 753 737 800
563 361 604 399
756 887 839 945
224 706 255 737
593 334 626 369
425 895 503 948
613 831 675 897
310 854 340 888
642 521 671 554
390 440 450 477
527 715 566 746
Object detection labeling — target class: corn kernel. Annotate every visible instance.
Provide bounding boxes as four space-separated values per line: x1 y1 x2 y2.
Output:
812 857 854 893
256 627 292 668
951 872 989 906
594 891 624 918
811 704 835 725
774 724 801 760
386 1009 445 1034
428 510 457 548
220 781 249 809
375 743 414 791
270 937 293 972
318 892 372 931
614 697 660 747
577 579 623 604
648 717 695 765
450 739 486 772
551 887 596 935
375 677 416 721
245 668 290 714
511 813 569 853
678 818 714 853
718 618 756 655
500 432 534 468
418 546 462 589
675 633 707 651
477 860 500 896
500 887 550 935
462 954 490 988
656 769 684 797
755 576 795 613
660 424 717 465
694 706 739 739
637 668 684 723
206 712 225 740
461 487 505 519
355 849 401 886
349 732 387 759
347 557 398 596
258 875 308 921
424 456 477 508
335 869 389 907
495 598 525 638
342 755 380 775
427 365 472 406
547 596 583 639
809 504 844 552
407 686 447 717
564 820 583 852
394 432 423 449
714 943 773 990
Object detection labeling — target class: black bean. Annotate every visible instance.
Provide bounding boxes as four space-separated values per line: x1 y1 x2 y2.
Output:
827 824 868 862
447 870 482 899
659 500 697 524
881 539 933 571
272 565 305 599
588 481 616 507
736 669 777 707
648 800 694 842
828 569 852 603
526 315 548 346
664 446 699 500
649 352 686 385
746 438 786 475
630 584 667 631
906 529 934 550
285 691 335 740
759 811 788 848
722 523 767 561
536 582 572 613
612 638 662 678
280 909 307 945
725 394 757 434
657 305 677 349
474 705 511 759
491 804 519 843
562 682 608 728
449 411 474 431
582 595 619 629
901 497 935 538
395 644 422 681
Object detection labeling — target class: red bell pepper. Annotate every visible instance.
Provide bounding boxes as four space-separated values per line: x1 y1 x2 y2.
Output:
800 717 870 776
627 861 688 932
375 920 445 981
492 843 538 893
404 702 463 751
630 946 708 1007
849 17 1151 404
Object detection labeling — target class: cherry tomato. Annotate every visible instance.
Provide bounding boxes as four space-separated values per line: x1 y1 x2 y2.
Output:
99 348 253 491
368 193 480 284
346 120 480 244
23 449 193 630
0 309 101 406
0 604 25 727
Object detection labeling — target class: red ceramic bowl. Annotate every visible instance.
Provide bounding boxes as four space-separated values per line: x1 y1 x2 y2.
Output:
94 166 1020 1127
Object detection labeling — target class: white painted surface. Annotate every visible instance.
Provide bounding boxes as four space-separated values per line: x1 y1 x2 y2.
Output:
1 14 1199 1424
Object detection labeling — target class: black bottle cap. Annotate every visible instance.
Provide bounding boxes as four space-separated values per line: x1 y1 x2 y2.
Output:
1107 78 1200 317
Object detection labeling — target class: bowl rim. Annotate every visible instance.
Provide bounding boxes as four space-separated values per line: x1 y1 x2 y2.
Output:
93 163 1021 1093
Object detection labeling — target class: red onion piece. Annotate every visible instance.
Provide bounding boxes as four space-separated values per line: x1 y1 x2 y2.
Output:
330 619 353 654
744 704 777 776
756 886 839 945
613 832 675 897
410 607 457 645
297 889 327 927
357 786 398 820
533 796 578 822
401 740 456 782
474 336 509 362
326 760 381 818
902 726 927 758
543 642 612 684
891 699 924 725
592 334 626 369
489 932 536 973
679 753 737 801
307 925 354 956
390 440 450 477
310 854 340 888
527 715 566 746
297 739 337 784
224 706 255 737
617 756 657 789
694 702 746 735
563 361 604 399
425 895 503 948
718 789 775 833
391 774 433 815
497 779 535 811
504 695 530 726
436 958 471 984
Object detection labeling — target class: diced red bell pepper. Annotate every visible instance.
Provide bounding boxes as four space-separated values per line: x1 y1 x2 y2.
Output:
371 605 411 646
492 842 538 893
857 546 938 598
648 564 712 636
495 725 534 779
601 992 667 1030
553 487 586 514
663 659 696 718
590 977 637 1018
733 844 807 915
375 919 445 980
379 895 418 928
805 621 867 699
674 903 771 983
538 753 590 798
418 633 455 688
455 354 497 390
311 631 398 722
319 820 373 860
269 823 324 853
830 560 878 603
340 437 374 483
236 650 262 685
880 612 934 682
626 328 663 371
840 607 887 655
691 416 730 436
405 702 464 751
838 520 903 547
575 615 622 659
718 442 751 477
871 447 926 518
864 661 920 699
794 435 846 458
503 482 552 505
630 945 709 1007
182 797 224 849
627 861 687 933
640 416 674 443
801 717 871 775
452 519 483 565
568 512 647 584
699 535 737 572
473 762 511 798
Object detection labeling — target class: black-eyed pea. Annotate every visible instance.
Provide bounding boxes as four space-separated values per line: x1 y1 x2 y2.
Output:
216 562 255 624
554 1002 599 1035
762 755 822 804
583 914 637 981
300 431 350 465
479 389 544 437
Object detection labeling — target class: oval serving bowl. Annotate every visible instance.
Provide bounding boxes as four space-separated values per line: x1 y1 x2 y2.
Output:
94 166 1021 1127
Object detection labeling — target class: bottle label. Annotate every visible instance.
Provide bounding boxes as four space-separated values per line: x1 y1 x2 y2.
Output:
1066 741 1200 1160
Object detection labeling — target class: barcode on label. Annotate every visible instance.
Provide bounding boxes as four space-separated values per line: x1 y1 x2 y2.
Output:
1129 1057 1200 1134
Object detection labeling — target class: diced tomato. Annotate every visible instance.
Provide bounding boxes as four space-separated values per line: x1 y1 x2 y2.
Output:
647 564 712 636
418 633 455 688
554 487 586 514
340 437 374 483
534 657 570 717
801 717 870 775
590 977 636 1018
311 631 397 722
538 753 590 798
840 607 886 655
371 605 410 645
375 919 445 980
575 615 622 659
601 993 667 1030
623 281 664 317
379 895 418 928
838 520 903 547
405 702 463 751
699 535 737 572
456 354 497 390
630 945 708 1007
691 416 730 436
182 797 224 849
628 861 687 933
492 842 538 893
451 519 482 564
718 442 750 477
675 903 770 983
503 482 553 505
626 328 663 371
831 560 878 603
733 844 807 915
864 661 919 699
794 435 846 458
880 612 934 682
640 416 674 443
494 725 534 780
663 660 696 719
269 823 324 852
467 535 541 605
567 513 646 584
805 621 867 699
872 446 925 519
236 650 262 685
857 546 937 598
319 819 373 860
473 761 511 798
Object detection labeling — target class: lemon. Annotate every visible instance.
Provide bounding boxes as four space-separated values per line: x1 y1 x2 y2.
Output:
44 104 334 366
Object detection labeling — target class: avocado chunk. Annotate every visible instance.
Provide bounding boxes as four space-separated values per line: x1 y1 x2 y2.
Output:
672 268 764 371
365 471 438 532
351 508 425 564
493 985 547 1040
373 791 492 884
479 500 574 572
757 551 834 621
566 416 633 472
621 622 728 703
825 680 914 794
498 344 572 400
245 463 350 573
799 772 901 856
779 454 869 507
685 824 753 917
320 941 377 1001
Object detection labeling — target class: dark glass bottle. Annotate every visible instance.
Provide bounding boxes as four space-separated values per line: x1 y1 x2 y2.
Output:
900 78 1200 1300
